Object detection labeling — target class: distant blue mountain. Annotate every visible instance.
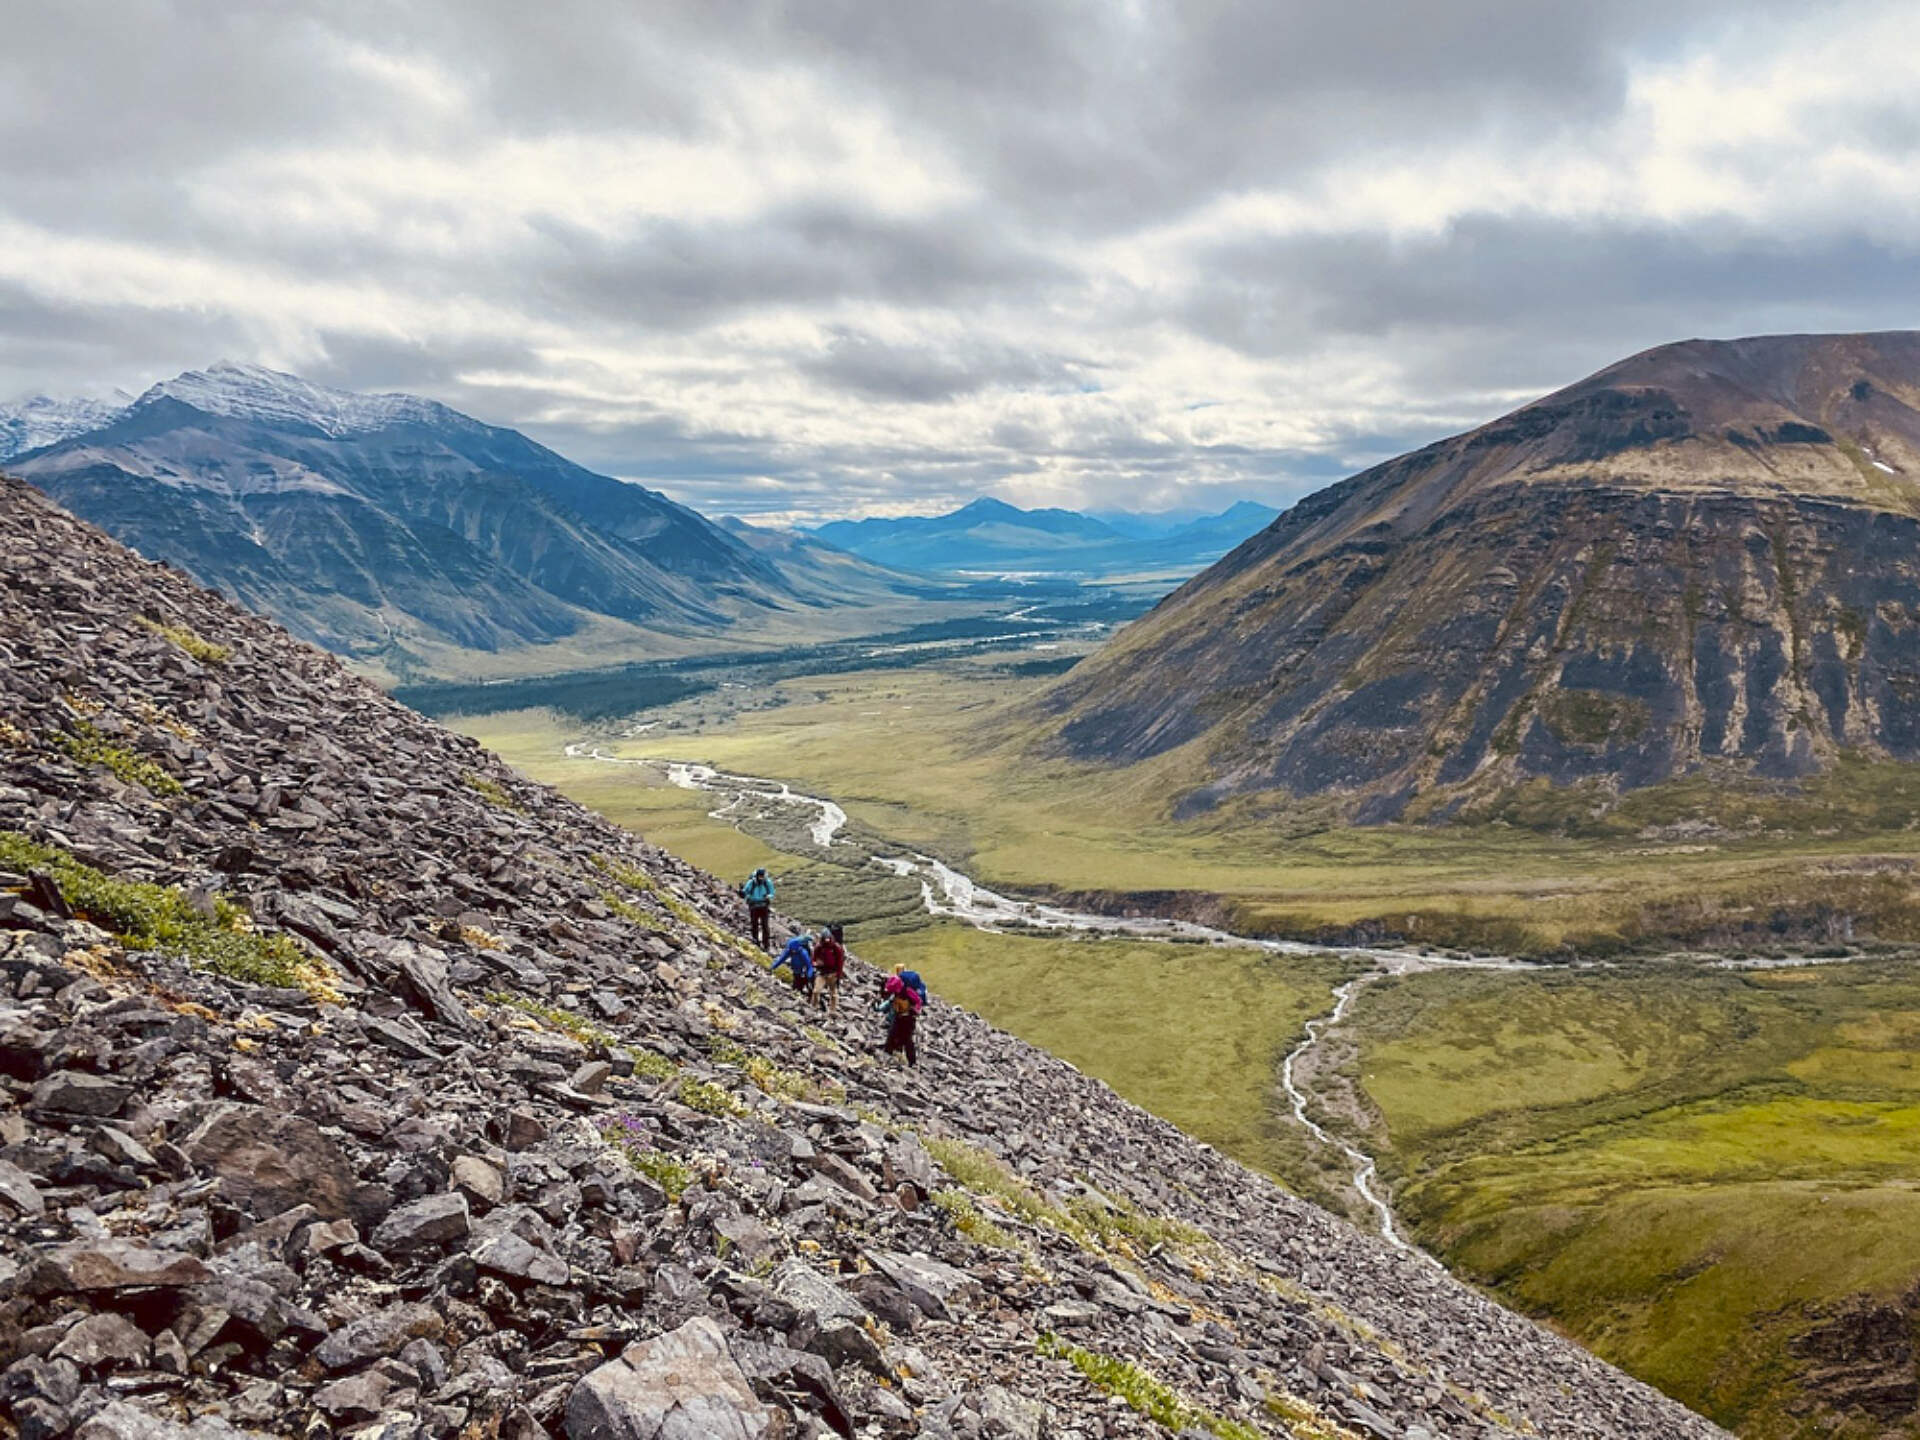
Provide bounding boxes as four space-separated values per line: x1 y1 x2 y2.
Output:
812 497 1279 576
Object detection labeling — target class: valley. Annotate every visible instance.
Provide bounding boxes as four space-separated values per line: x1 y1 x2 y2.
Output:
451 652 1920 1439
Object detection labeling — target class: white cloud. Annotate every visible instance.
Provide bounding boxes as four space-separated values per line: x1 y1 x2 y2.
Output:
2 0 1918 520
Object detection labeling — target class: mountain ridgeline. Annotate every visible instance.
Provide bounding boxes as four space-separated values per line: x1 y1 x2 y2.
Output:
814 496 1280 576
1040 332 1920 822
3 365 928 680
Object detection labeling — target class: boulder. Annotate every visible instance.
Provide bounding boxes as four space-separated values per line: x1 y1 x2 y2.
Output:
370 1191 470 1255
27 1240 211 1294
181 1103 357 1220
565 1315 781 1440
50 1312 152 1370
314 1301 445 1370
31 1070 131 1117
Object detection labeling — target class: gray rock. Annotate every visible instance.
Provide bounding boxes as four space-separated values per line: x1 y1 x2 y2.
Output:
397 942 474 1033
313 1367 403 1420
27 1240 211 1294
865 1250 980 1322
31 1069 130 1116
50 1311 151 1370
451 1154 505 1209
882 1134 935 1197
978 1385 1048 1440
770 1260 868 1328
472 1228 569 1285
810 1150 877 1202
92 1125 157 1171
181 1102 358 1220
0 1155 46 1216
565 1315 780 1440
572 1060 613 1095
371 1191 470 1254
315 1302 446 1370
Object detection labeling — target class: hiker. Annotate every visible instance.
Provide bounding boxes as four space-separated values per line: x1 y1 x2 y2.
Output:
771 931 818 1006
739 867 775 951
812 923 847 1011
878 972 922 1067
891 963 929 1009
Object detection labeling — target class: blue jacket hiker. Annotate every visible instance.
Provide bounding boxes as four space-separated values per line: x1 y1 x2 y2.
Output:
740 867 775 951
772 932 818 1006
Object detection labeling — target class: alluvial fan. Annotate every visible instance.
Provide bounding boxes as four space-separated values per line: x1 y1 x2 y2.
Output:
0 473 1725 1438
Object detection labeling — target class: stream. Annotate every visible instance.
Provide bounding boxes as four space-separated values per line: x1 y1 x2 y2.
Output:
562 741 1531 1252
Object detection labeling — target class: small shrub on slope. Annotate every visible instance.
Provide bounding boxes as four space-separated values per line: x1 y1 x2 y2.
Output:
0 831 331 998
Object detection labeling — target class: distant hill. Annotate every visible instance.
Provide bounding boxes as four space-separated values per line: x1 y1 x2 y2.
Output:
1037 331 1920 821
813 495 1279 575
4 364 933 679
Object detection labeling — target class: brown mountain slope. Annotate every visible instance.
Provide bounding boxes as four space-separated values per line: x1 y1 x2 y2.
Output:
1038 332 1920 821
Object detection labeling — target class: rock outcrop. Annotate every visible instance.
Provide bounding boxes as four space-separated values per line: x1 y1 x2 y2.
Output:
0 473 1724 1438
1039 331 1920 822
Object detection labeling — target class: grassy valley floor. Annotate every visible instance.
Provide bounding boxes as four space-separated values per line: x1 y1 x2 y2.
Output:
1346 962 1920 1438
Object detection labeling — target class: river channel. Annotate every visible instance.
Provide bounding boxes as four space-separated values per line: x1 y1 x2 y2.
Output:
562 741 1530 1252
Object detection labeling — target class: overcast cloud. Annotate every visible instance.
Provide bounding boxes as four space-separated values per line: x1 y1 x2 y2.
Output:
3 0 1918 521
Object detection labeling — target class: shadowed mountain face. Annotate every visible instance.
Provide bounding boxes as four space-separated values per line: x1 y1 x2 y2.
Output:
1039 332 1920 821
4 365 916 673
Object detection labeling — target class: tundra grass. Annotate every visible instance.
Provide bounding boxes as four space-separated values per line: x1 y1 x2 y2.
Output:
455 710 783 878
1347 962 1920 1439
452 680 1920 960
860 922 1360 1205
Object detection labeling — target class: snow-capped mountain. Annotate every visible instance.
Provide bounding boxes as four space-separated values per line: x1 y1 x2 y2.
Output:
0 391 134 462
136 362 454 439
6 363 924 677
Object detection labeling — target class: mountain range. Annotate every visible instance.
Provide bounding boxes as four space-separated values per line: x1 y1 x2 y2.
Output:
1 365 935 681
1039 331 1920 821
812 496 1280 576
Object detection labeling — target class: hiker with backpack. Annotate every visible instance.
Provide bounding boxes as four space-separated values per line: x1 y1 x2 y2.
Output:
739 867 775 951
891 964 928 1009
878 971 922 1067
771 930 818 1007
812 923 847 1011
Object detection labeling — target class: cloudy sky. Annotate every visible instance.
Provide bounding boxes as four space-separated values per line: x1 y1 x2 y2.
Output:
5 1 1919 522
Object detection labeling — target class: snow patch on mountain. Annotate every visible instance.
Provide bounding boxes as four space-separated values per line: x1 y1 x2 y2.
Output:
137 362 458 438
0 392 134 462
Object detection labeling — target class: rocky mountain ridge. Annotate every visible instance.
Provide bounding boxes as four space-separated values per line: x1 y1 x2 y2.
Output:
1040 331 1920 822
0 474 1726 1438
4 367 933 681
0 397 134 465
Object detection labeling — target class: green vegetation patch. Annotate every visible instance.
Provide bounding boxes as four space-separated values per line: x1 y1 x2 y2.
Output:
51 720 183 797
1037 1334 1259 1440
1351 961 1920 1438
462 772 525 813
599 1115 694 1199
0 831 330 997
136 616 231 665
594 850 764 962
676 1076 746 1117
926 1135 1081 1239
486 989 616 1049
932 1188 1021 1250
1538 688 1649 747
